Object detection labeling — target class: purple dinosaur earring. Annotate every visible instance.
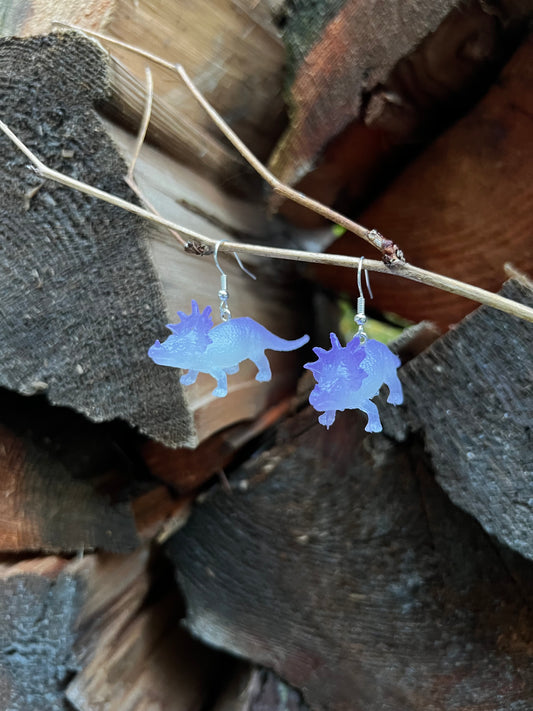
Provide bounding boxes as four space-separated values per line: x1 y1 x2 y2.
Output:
304 257 403 432
148 241 310 397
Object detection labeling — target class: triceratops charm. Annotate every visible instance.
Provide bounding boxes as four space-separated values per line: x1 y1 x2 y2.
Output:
304 333 403 432
149 300 310 397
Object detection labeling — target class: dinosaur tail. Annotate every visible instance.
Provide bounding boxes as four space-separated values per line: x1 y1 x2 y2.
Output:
265 332 310 352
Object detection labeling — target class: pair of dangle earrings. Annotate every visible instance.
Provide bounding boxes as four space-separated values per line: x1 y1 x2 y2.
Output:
148 246 403 432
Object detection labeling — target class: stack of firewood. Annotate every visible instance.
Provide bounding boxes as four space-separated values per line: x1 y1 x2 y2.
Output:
0 2 532 710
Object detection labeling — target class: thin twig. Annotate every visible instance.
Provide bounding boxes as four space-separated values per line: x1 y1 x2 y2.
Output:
52 22 403 262
1 120 532 324
126 66 153 182
124 66 187 247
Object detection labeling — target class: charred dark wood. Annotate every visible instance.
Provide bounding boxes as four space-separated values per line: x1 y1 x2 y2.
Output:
382 277 533 561
0 555 83 711
0 33 193 447
166 375 533 709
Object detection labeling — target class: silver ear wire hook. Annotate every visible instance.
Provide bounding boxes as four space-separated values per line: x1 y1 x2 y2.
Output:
355 256 373 343
214 240 256 321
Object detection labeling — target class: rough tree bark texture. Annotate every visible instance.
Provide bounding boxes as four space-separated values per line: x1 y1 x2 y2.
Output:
0 32 310 447
383 278 533 561
0 33 194 447
166 280 533 711
0 556 83 711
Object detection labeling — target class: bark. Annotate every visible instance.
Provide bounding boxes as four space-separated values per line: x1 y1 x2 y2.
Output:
0 556 83 711
0 33 310 447
382 278 533 561
165 283 533 710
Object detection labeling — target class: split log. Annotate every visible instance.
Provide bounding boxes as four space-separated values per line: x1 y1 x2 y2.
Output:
0 33 309 447
2 0 286 189
66 548 230 711
271 0 530 227
0 384 196 552
0 546 230 710
315 32 533 328
0 555 84 711
382 277 533 562
0 387 144 553
165 288 533 710
166 415 533 711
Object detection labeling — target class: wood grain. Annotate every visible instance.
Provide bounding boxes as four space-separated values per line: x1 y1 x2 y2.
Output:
0 33 310 447
167 414 533 710
66 547 230 711
165 297 533 709
316 34 533 328
270 0 462 200
2 0 286 191
272 0 529 227
382 278 533 561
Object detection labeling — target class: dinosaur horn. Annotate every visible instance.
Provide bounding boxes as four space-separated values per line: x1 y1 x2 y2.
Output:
312 346 327 357
329 333 342 348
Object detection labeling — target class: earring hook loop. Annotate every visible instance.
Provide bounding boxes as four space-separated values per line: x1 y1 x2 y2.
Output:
357 256 373 300
214 240 256 321
214 239 226 279
355 256 372 343
214 240 257 280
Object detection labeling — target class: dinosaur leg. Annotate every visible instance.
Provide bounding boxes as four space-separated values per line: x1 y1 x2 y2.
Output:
359 400 383 432
210 370 228 397
251 353 272 382
318 410 337 429
180 370 199 385
384 373 403 405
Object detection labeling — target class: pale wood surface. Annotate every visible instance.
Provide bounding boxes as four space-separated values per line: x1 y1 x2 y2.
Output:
0 33 309 447
1 0 287 189
66 547 229 711
105 120 311 441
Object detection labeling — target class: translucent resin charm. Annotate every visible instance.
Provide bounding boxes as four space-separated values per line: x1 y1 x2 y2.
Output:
304 334 403 432
149 300 310 397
